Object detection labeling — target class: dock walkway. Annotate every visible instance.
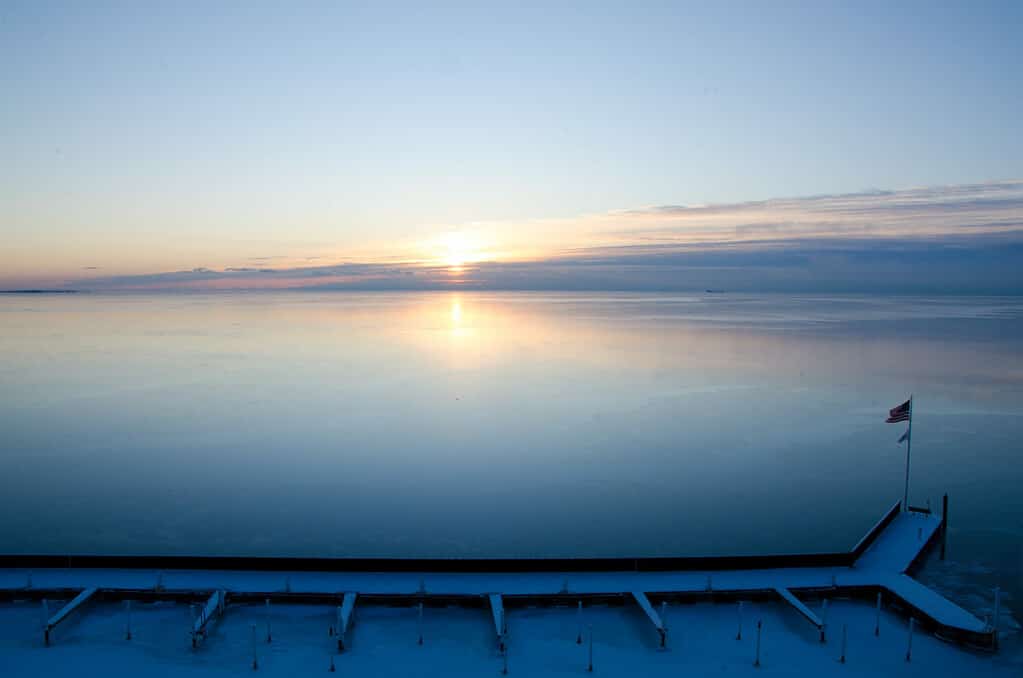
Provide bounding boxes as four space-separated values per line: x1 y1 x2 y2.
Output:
0 500 994 650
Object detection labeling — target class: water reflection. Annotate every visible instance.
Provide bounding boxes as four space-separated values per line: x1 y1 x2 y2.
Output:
0 292 1020 568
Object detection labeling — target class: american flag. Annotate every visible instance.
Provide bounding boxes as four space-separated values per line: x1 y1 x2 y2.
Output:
886 398 911 423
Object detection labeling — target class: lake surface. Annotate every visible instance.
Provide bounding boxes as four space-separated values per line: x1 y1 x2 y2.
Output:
1 292 1020 615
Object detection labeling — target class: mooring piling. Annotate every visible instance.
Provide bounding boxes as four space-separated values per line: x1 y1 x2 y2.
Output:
874 592 881 637
576 601 582 644
736 601 743 640
754 619 762 668
587 624 593 672
335 606 342 650
250 623 259 670
417 602 424 645
992 586 1001 648
265 599 272 643
906 617 915 662
840 623 847 664
124 600 132 641
941 493 949 560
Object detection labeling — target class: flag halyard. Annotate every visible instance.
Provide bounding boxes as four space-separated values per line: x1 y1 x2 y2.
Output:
887 395 915 512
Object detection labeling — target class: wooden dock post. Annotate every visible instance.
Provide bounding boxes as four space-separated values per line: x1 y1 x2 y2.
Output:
125 600 132 641
941 493 949 560
840 624 847 664
754 620 762 668
874 592 881 636
576 601 582 644
905 618 914 662
417 602 424 645
587 624 593 672
265 599 272 643
736 601 743 640
992 586 1001 648
250 623 258 670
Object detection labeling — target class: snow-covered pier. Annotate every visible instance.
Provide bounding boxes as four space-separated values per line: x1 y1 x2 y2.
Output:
0 499 1007 676
42 586 97 646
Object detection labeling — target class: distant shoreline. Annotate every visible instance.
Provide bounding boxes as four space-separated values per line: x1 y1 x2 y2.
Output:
0 289 79 294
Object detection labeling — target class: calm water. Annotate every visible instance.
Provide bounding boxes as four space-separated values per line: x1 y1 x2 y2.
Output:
1 292 1021 610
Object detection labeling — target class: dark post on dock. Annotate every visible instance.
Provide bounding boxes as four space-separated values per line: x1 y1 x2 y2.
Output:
941 493 949 560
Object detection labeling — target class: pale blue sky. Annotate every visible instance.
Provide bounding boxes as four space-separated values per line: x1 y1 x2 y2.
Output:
1 1 1021 287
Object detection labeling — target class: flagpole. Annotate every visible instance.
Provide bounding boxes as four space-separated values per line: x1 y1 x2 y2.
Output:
903 395 913 511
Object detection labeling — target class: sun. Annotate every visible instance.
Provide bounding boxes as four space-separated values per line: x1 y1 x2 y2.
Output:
421 230 493 272
442 232 472 268
435 231 489 270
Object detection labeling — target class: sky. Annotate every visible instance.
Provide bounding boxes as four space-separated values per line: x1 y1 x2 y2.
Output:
2 1 1022 292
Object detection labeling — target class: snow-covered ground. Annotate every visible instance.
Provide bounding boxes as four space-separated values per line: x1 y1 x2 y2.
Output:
1 596 1019 677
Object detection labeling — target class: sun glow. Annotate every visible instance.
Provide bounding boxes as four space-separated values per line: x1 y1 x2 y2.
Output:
432 231 490 270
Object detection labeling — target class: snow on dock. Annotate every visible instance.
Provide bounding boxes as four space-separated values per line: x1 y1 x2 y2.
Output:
488 593 506 651
190 589 224 647
773 586 824 633
852 504 941 572
334 591 357 650
0 498 1004 675
630 591 667 647
883 574 989 634
43 586 97 645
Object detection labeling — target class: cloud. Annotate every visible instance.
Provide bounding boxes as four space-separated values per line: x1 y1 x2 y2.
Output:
73 181 1023 294
587 180 1023 248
